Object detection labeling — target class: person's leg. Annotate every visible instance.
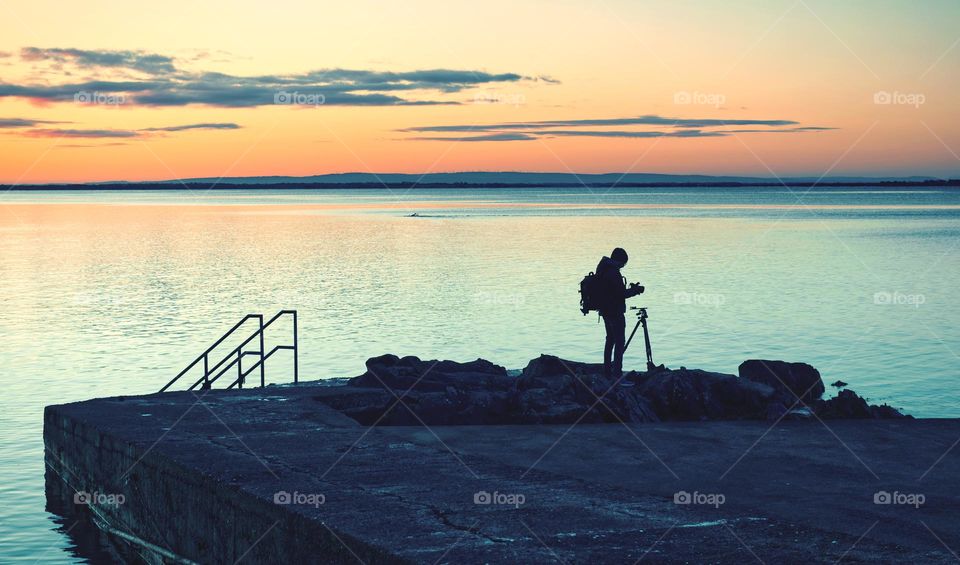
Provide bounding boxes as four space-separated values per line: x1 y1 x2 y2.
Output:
612 313 626 375
602 314 615 376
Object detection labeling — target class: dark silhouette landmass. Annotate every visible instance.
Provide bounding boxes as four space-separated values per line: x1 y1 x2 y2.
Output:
4 179 959 191
4 170 958 190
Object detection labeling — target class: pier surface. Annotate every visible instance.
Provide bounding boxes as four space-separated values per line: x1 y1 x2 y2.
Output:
45 383 960 563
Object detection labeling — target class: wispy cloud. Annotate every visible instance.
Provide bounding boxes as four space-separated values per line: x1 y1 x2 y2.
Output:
57 142 131 148
21 47 177 74
141 122 241 132
0 117 67 128
2 47 549 107
410 132 539 142
11 122 241 139
23 128 140 139
404 115 803 133
402 114 835 142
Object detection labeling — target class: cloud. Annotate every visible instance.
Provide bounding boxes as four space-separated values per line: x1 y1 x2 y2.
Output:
535 76 562 85
542 129 728 138
402 114 835 142
0 117 66 128
403 115 800 133
57 142 131 148
141 122 241 132
3 47 548 107
23 128 140 138
721 126 837 134
21 47 177 74
16 122 241 138
410 132 538 142
0 81 163 99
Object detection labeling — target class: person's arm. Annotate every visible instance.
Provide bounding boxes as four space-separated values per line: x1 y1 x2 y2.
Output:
625 283 645 299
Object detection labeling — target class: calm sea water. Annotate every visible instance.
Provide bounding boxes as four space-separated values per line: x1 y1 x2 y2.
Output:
1 186 958 562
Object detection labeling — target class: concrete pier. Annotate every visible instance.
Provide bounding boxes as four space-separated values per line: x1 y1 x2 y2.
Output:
44 382 960 563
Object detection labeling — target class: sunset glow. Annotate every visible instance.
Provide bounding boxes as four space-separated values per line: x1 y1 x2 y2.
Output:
1 0 958 183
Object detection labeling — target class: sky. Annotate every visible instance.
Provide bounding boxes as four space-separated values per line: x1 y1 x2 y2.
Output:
0 0 958 183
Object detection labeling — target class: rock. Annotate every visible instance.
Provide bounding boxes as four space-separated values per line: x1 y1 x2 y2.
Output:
634 368 777 421
350 354 511 393
814 389 909 419
621 391 661 423
765 402 788 421
738 360 825 404
870 404 910 419
831 380 848 388
536 401 591 424
515 355 603 389
815 389 871 418
314 354 909 426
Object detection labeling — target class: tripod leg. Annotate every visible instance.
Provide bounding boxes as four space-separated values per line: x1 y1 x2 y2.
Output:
641 317 655 371
624 317 643 353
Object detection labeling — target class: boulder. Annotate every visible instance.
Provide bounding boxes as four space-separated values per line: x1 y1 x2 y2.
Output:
814 389 909 419
738 360 825 404
764 402 788 421
634 368 777 421
350 354 511 393
515 355 603 390
815 389 872 418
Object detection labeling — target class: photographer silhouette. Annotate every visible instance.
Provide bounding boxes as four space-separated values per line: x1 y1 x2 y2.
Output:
595 247 644 383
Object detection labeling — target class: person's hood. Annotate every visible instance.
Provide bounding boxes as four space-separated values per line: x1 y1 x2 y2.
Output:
597 256 625 271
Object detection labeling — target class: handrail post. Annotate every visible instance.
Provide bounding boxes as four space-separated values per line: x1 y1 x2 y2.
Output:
237 348 243 389
292 310 299 384
203 354 209 389
258 314 266 388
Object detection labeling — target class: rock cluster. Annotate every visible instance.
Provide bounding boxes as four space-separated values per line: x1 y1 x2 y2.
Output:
312 353 909 425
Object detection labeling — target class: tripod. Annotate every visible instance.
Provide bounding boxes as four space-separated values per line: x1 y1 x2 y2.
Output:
624 306 657 372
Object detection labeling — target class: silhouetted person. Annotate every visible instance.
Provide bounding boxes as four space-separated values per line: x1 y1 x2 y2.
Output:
596 247 644 380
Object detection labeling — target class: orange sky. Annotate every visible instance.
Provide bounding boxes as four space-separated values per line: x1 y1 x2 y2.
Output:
0 0 958 183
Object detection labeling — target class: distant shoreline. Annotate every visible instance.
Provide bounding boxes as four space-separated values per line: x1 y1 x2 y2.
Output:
4 179 959 191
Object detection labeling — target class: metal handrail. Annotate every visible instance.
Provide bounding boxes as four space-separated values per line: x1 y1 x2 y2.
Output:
159 310 298 393
225 344 296 389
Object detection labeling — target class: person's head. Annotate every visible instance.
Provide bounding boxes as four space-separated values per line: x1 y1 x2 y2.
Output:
611 247 628 266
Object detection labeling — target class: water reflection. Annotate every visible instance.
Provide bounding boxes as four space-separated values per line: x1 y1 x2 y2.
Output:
2 187 958 562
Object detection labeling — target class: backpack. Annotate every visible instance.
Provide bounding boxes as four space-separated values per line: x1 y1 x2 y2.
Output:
579 272 604 314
